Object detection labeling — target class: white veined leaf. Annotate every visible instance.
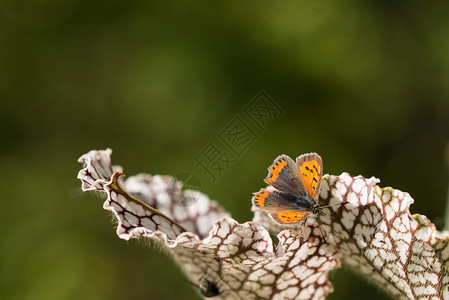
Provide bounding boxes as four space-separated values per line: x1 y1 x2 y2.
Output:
78 149 449 299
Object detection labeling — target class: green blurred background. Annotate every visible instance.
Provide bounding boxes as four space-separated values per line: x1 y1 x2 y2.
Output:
1 1 449 299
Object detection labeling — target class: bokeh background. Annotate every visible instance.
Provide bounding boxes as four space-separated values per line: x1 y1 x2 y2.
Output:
1 1 449 299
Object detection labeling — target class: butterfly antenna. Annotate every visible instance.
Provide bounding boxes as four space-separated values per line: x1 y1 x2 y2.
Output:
318 201 348 210
315 210 327 244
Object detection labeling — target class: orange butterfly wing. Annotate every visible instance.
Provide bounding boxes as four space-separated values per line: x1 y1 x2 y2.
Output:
265 158 288 185
252 188 271 208
296 153 323 200
269 211 309 224
253 153 324 226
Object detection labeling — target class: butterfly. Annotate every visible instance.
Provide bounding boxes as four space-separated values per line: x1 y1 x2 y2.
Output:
186 274 222 298
252 153 328 226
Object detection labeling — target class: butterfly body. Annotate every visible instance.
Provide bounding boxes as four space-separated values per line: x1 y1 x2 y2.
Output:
252 153 324 225
270 189 314 210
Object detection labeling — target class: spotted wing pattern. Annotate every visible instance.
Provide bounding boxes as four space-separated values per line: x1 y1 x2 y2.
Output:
269 210 309 224
296 153 323 200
